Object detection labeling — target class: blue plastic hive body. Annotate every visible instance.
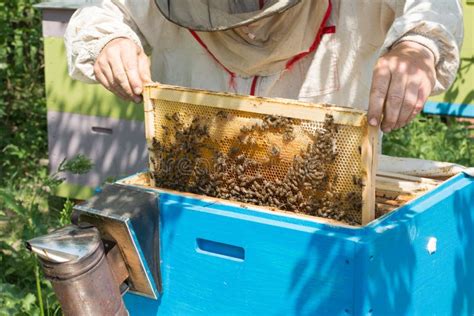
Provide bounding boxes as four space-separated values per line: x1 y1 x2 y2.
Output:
122 173 474 315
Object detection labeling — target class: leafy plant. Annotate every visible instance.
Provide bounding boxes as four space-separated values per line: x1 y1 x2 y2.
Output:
0 283 41 316
57 154 94 175
58 199 75 227
0 1 97 314
0 0 47 188
0 155 92 316
383 114 473 166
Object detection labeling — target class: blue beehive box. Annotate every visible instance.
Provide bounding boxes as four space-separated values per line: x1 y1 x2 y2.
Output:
102 170 474 316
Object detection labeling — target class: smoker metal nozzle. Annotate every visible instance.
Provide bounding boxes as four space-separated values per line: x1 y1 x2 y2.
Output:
26 225 100 264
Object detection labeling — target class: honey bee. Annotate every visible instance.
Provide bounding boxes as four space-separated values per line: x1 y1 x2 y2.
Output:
240 126 250 133
352 175 364 187
283 131 295 142
254 191 264 200
268 144 281 158
228 146 240 156
171 112 180 122
216 110 229 120
235 154 246 163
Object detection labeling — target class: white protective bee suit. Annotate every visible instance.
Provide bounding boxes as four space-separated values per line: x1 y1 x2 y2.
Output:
65 0 463 111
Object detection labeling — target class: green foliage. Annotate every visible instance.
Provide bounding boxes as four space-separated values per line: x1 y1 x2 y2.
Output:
0 180 60 316
58 154 94 175
0 0 46 186
0 2 95 314
0 156 92 316
58 199 74 227
383 115 473 166
0 283 40 316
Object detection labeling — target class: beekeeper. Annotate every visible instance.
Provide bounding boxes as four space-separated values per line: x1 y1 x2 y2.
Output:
65 0 463 133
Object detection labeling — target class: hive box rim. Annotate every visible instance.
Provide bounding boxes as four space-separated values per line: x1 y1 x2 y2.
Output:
116 171 469 234
117 172 360 237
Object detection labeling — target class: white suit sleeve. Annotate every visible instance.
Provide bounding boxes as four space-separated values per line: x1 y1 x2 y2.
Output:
64 1 148 83
381 0 463 94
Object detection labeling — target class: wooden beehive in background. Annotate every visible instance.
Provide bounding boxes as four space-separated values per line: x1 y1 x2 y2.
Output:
143 84 379 225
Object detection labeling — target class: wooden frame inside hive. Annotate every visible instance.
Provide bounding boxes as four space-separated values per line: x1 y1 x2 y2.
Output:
143 84 379 225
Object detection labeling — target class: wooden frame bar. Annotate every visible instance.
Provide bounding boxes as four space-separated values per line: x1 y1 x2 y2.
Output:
144 83 378 225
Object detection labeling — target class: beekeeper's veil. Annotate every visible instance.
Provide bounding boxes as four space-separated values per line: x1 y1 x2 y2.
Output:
154 0 302 31
154 0 331 77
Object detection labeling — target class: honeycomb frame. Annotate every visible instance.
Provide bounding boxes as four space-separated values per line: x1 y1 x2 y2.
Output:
144 84 379 225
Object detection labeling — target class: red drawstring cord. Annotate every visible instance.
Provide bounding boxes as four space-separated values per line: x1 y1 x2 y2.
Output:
285 0 334 70
189 30 237 90
250 76 259 95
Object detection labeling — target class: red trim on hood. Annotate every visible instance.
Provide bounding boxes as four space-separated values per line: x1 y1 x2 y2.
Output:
285 0 334 70
250 76 259 95
188 0 334 91
259 0 265 9
323 25 336 34
189 30 237 89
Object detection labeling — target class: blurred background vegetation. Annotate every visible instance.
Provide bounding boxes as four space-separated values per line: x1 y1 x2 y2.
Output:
0 1 56 314
0 1 92 315
0 0 472 315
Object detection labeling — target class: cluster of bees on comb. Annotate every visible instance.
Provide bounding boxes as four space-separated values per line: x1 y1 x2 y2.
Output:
149 111 362 225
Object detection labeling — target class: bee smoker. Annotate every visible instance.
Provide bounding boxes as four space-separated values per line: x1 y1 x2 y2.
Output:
27 184 162 315
27 225 128 315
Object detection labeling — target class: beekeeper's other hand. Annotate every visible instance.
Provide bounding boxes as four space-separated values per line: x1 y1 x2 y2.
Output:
368 41 436 132
94 38 151 103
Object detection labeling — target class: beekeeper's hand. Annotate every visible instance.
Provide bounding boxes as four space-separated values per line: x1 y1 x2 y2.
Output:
94 38 151 103
368 41 436 132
